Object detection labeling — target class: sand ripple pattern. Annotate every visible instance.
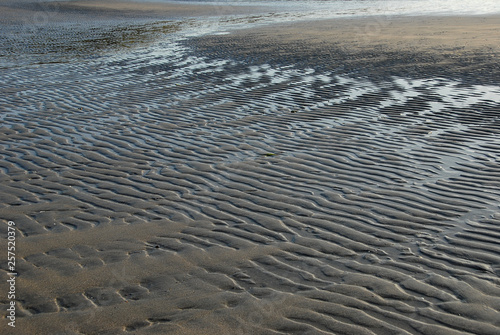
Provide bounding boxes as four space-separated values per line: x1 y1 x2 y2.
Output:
1 37 500 334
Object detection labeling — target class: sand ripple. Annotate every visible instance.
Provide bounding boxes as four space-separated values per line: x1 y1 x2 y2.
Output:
1 29 500 334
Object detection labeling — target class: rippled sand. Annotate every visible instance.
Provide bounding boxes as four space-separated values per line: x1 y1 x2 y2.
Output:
1 2 500 334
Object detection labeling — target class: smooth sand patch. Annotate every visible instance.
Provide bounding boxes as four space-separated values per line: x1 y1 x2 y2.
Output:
226 15 500 52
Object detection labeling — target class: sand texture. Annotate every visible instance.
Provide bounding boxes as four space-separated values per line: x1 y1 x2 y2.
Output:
0 0 264 23
192 15 500 84
1 3 500 334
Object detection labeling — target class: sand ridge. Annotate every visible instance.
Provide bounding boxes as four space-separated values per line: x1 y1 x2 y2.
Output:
1 4 500 335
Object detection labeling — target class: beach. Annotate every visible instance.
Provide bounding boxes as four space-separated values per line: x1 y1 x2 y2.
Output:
192 15 500 83
1 1 500 334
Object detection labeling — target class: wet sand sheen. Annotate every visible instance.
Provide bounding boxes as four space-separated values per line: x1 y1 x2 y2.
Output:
1 2 500 334
191 15 500 84
0 0 265 23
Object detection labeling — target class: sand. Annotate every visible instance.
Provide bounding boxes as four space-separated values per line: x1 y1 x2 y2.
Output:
1 1 500 334
192 15 500 84
0 0 264 23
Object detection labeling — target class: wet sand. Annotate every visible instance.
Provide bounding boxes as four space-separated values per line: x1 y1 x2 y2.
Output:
0 0 265 22
192 15 500 84
1 1 500 334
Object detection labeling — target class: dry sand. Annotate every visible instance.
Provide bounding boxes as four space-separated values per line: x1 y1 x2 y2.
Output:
1 1 500 334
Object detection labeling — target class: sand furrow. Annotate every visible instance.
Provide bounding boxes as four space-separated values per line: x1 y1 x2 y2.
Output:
1 12 500 334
